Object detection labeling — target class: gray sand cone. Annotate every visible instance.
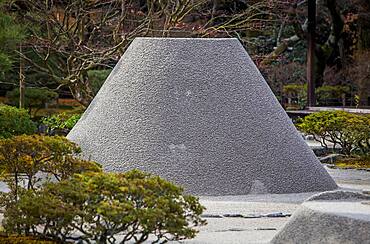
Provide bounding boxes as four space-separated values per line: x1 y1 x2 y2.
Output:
67 38 337 196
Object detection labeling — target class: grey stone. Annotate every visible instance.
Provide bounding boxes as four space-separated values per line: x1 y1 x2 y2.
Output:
204 212 291 219
67 37 337 196
255 227 277 231
304 134 315 141
243 214 263 218
223 213 244 218
271 191 370 244
201 214 223 218
223 228 246 232
264 212 290 218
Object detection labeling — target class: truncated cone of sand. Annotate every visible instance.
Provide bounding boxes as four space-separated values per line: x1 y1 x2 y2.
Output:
67 38 337 195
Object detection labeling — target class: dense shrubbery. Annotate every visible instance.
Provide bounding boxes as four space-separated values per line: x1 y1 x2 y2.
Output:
0 135 101 189
4 171 205 243
0 135 205 243
6 88 58 116
315 86 350 106
283 84 307 109
88 69 111 95
335 155 370 169
41 112 81 134
297 111 370 155
283 84 351 108
0 104 36 138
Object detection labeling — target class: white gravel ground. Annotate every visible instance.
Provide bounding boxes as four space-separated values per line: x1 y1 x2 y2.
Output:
182 166 370 244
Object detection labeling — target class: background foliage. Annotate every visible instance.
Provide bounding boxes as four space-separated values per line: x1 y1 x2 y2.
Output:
0 104 36 138
0 0 368 107
297 111 370 155
6 87 58 116
41 112 81 134
0 0 24 76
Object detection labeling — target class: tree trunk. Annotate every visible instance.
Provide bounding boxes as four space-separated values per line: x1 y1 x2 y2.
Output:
307 0 316 106
19 45 25 109
211 0 218 19
262 0 344 94
68 75 94 107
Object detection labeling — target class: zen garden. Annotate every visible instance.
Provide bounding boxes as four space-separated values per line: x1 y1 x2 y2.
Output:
0 0 370 243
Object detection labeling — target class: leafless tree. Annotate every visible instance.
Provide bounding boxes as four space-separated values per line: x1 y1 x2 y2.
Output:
16 0 205 106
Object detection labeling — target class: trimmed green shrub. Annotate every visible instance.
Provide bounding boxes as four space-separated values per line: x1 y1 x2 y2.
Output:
0 135 102 188
0 135 205 243
283 84 350 108
3 170 205 243
0 104 36 138
316 85 350 105
41 112 81 134
0 135 102 241
297 111 370 155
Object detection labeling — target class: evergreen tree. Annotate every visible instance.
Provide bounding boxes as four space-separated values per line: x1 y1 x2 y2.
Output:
0 0 24 77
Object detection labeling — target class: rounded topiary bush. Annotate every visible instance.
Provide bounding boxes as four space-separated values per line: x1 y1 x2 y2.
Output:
0 135 205 243
2 170 205 243
297 111 370 155
0 104 36 138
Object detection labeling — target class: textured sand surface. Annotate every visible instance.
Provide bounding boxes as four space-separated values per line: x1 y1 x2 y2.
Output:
271 191 370 244
68 37 337 195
